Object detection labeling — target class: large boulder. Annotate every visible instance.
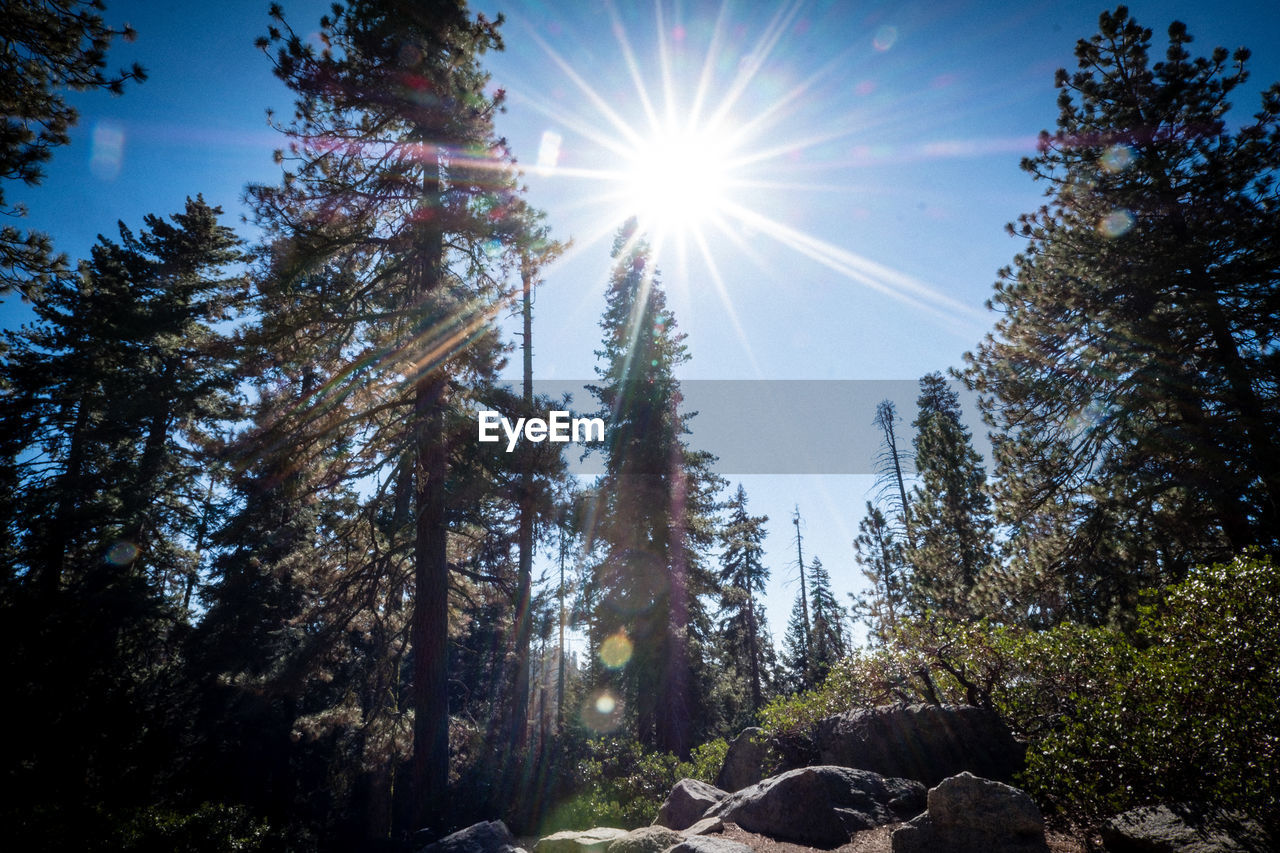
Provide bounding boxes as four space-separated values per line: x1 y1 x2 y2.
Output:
653 779 728 831
1101 805 1275 852
814 704 1024 786
708 765 925 848
420 821 526 853
715 728 771 792
607 826 685 853
534 828 630 853
892 772 1047 853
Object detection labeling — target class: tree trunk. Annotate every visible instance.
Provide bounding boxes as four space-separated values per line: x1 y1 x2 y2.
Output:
411 368 449 832
410 157 449 833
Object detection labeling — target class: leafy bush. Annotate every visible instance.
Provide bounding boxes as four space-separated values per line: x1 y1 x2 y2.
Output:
679 737 729 784
756 554 1280 827
1026 553 1280 823
541 738 680 830
540 735 731 832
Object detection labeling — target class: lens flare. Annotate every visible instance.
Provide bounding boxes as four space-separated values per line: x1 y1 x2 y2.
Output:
599 631 634 669
106 540 139 566
872 26 898 51
1099 144 1134 173
90 121 125 180
1098 210 1134 238
582 690 623 732
537 129 563 171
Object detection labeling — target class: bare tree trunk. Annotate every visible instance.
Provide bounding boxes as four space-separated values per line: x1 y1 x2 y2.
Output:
410 158 449 833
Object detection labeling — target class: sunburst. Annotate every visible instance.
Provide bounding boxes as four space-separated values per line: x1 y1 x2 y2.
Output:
508 0 988 358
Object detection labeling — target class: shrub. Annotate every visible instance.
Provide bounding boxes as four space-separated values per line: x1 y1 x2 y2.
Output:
1026 553 1280 823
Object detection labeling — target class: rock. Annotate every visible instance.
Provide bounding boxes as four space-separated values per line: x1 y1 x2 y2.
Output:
891 772 1047 853
534 828 630 853
814 704 1025 786
607 826 686 853
667 837 753 853
681 817 724 836
715 728 771 792
1101 805 1275 852
654 779 728 831
709 765 925 848
420 821 526 853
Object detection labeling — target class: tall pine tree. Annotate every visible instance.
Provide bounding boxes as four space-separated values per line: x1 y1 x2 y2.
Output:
249 0 540 828
586 221 721 756
717 483 772 717
964 7 1280 623
906 373 994 621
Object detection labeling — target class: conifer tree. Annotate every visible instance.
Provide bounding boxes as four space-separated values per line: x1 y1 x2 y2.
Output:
964 7 1280 622
0 197 243 845
805 556 846 683
779 589 811 693
906 373 994 621
586 221 721 756
2 196 243 598
717 483 771 714
249 0 540 827
851 501 906 643
1 0 146 295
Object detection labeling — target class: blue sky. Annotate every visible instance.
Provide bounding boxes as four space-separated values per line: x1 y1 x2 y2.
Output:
6 0 1280 646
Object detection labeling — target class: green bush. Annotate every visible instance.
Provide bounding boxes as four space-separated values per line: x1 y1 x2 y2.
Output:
1025 553 1280 823
539 735 732 832
756 554 1280 827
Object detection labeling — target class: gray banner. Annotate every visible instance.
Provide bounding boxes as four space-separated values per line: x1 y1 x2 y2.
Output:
486 379 988 475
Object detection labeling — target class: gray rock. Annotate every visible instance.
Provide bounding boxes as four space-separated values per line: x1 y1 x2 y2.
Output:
1101 805 1275 852
607 826 685 853
653 779 728 831
891 772 1047 853
534 828 630 853
814 703 1025 786
681 817 724 836
667 837 753 853
709 765 925 848
420 821 526 853
715 727 771 792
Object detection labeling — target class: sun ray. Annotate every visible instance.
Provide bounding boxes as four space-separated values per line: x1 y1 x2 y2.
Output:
692 227 764 377
686 0 735 129
705 0 808 131
718 49 872 170
606 1 662 133
522 27 645 153
720 200 987 332
652 2 679 131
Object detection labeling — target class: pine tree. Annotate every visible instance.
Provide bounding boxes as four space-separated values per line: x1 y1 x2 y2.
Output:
0 197 242 845
851 501 906 643
779 589 810 693
806 556 846 683
249 0 540 828
2 196 243 598
586 221 722 756
0 0 145 296
906 373 994 621
963 7 1280 622
717 483 771 715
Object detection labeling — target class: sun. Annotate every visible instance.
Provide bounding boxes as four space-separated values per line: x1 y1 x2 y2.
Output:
622 122 734 234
